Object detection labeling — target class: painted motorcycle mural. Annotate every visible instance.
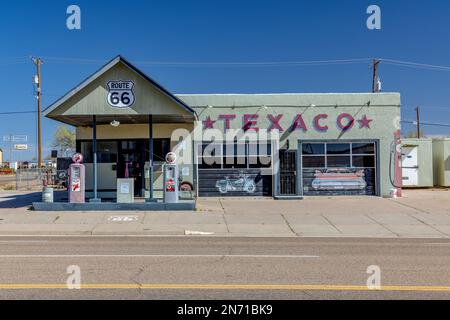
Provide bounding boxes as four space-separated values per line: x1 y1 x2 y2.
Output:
216 171 256 194
311 168 367 191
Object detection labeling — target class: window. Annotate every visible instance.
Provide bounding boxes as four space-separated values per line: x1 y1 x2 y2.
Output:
80 141 117 163
146 139 170 162
327 143 351 154
302 142 375 169
352 155 375 167
303 156 326 168
352 143 375 155
302 143 325 155
327 156 351 167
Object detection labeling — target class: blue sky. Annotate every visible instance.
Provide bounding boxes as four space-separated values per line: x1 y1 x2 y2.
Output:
1 0 450 161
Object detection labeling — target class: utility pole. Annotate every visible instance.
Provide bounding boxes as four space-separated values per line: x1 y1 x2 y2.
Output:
32 57 43 168
372 59 380 93
415 106 421 138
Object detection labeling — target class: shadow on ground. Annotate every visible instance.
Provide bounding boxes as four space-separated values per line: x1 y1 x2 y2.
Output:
0 193 41 209
0 191 68 209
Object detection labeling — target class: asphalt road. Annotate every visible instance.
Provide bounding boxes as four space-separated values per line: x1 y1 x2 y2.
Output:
0 236 449 300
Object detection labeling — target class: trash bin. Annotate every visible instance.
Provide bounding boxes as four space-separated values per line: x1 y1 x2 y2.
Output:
42 187 54 203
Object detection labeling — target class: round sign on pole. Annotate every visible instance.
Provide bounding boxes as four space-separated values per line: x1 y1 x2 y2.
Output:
72 153 84 164
165 152 177 164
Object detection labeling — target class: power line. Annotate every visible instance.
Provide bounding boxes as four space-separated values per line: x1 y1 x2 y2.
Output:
0 57 31 66
35 56 450 71
381 58 450 72
0 111 37 115
401 120 450 128
41 56 373 67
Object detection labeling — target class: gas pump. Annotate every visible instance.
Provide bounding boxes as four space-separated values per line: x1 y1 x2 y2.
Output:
163 152 179 203
68 153 85 203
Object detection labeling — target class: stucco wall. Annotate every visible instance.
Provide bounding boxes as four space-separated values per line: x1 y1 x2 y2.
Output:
181 93 401 197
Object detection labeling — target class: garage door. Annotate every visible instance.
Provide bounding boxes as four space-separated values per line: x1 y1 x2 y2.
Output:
197 142 273 197
301 142 377 196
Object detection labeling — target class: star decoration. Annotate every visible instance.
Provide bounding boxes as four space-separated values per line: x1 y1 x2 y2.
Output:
203 116 216 129
358 115 373 129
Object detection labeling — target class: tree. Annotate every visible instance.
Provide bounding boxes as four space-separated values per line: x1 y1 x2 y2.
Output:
52 125 75 157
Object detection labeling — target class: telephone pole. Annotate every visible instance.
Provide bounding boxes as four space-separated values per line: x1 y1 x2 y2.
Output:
415 106 421 138
372 59 380 93
32 57 43 168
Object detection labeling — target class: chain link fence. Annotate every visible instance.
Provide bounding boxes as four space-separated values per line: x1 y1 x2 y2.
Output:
0 168 68 191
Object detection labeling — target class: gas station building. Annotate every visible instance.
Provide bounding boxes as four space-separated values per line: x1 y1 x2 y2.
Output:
43 56 402 206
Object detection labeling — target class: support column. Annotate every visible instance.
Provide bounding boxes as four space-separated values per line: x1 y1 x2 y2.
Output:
90 115 101 203
146 114 157 202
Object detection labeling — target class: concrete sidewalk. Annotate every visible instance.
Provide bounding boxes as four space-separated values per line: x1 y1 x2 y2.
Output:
0 189 449 238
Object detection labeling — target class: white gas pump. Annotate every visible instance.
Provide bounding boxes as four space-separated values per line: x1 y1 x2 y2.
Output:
68 153 85 203
163 152 179 203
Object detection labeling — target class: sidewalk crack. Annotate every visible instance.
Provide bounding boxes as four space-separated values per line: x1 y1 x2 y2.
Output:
222 214 230 233
389 200 450 238
281 214 300 237
388 199 430 214
320 214 343 234
408 214 449 238
218 199 226 214
365 214 400 237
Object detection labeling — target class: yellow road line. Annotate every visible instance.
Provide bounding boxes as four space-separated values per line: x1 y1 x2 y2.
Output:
1 284 450 292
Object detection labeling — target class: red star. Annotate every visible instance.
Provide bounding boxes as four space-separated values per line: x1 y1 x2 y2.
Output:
358 115 373 129
203 116 216 129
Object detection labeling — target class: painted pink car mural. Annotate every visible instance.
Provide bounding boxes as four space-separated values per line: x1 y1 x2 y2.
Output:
312 169 367 191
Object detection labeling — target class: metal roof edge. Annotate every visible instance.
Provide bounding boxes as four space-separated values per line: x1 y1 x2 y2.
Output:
44 55 197 119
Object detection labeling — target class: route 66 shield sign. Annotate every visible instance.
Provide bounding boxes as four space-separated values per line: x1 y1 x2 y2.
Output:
107 80 135 108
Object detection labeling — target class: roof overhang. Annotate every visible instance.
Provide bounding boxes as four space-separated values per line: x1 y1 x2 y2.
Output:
53 114 195 127
44 55 197 126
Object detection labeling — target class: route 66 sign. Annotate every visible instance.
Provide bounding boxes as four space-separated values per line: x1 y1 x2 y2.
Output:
107 80 135 108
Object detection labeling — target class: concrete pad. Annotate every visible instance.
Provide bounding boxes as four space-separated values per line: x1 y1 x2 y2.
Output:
143 212 170 224
168 212 225 224
409 213 450 226
282 213 329 225
224 213 286 225
0 223 94 235
219 198 297 214
142 223 228 234
196 199 225 213
92 223 143 235
0 213 60 224
384 224 448 238
290 224 341 236
334 224 397 237
367 213 423 225
429 225 450 237
54 212 107 224
226 223 294 236
323 214 375 225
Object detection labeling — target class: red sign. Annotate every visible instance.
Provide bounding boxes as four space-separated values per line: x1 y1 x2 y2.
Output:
72 153 84 164
166 179 176 192
203 113 373 132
